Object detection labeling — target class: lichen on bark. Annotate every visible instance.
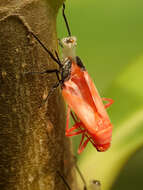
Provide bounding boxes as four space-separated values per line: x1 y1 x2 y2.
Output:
0 0 75 190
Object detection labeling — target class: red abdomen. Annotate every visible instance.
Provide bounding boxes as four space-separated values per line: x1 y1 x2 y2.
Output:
90 120 112 151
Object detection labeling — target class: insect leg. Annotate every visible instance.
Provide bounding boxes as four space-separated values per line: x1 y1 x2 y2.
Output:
66 124 86 137
71 111 79 123
55 50 62 67
45 81 61 100
78 134 90 154
66 107 85 136
66 123 82 133
25 69 60 82
58 38 64 48
102 98 114 109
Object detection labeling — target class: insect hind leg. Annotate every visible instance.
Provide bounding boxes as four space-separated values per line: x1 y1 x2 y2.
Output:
78 133 90 154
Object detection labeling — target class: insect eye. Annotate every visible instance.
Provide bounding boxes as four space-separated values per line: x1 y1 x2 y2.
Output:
66 38 74 43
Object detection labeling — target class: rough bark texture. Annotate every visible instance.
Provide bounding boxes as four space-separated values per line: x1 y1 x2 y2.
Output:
0 0 75 190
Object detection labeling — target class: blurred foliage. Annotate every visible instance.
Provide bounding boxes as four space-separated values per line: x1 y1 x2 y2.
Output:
57 0 143 190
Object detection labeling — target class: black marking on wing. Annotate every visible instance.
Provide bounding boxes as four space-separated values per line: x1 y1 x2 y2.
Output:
76 56 86 70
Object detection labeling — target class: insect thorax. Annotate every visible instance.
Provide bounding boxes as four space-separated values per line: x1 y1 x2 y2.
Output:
61 58 72 83
61 56 86 85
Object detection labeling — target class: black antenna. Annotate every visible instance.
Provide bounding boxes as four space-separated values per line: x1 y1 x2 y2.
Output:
62 3 71 36
57 171 71 190
30 31 60 65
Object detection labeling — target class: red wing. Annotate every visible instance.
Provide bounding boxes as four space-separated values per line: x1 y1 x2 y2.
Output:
62 81 97 132
62 68 99 133
83 71 110 120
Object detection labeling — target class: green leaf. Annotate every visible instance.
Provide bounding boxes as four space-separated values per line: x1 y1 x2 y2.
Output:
78 56 143 190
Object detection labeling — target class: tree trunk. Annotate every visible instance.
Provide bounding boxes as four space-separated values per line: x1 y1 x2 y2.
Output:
0 0 75 190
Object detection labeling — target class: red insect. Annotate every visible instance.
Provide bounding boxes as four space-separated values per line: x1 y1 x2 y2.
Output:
61 4 114 153
30 3 113 154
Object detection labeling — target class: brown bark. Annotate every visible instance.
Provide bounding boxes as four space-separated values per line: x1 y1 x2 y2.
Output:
0 1 74 190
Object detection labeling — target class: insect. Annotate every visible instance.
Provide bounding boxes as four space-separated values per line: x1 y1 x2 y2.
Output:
30 3 114 154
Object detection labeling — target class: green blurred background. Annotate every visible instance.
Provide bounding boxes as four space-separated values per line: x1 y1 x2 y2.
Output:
57 0 143 189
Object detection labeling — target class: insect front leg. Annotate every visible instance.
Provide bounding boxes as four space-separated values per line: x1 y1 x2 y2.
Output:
102 97 114 109
25 69 60 81
42 81 61 105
